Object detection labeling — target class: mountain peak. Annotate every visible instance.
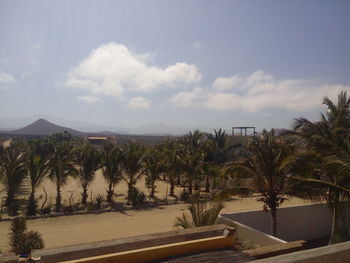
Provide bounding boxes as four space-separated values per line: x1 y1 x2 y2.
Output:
11 118 84 136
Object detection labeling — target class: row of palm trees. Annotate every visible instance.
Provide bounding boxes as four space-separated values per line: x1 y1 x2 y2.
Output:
0 127 232 216
1 91 349 244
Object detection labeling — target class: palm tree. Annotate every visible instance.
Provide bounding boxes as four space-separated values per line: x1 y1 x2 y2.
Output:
201 163 222 193
74 144 101 205
226 129 294 237
143 148 164 198
48 141 77 212
101 144 123 202
293 91 350 243
0 146 27 209
121 143 144 201
24 143 49 215
179 130 205 195
163 140 182 196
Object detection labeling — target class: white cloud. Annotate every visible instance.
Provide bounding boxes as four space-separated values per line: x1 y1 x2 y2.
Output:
169 87 204 108
212 76 243 91
63 42 201 100
170 70 348 112
0 71 16 85
128 96 151 109
32 43 42 50
77 96 101 104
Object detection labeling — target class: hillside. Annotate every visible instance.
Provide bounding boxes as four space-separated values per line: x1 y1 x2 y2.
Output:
11 118 85 137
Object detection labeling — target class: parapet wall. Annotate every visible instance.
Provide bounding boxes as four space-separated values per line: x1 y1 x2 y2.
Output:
220 203 332 242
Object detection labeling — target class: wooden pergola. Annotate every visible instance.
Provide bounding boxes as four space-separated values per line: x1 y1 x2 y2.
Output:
232 126 256 136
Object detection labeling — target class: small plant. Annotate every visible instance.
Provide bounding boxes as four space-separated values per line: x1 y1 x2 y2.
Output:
128 187 146 207
41 205 51 215
62 205 75 215
178 189 190 202
87 194 105 211
9 217 44 255
174 194 223 229
94 194 105 208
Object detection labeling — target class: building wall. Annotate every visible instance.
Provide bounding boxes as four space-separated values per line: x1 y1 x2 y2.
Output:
220 204 333 242
217 216 286 247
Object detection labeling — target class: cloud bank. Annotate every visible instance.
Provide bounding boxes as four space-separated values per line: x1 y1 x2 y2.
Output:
171 70 348 112
62 43 348 112
0 71 16 85
63 43 201 101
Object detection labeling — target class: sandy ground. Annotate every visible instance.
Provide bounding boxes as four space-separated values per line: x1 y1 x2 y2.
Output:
0 158 315 253
0 172 314 252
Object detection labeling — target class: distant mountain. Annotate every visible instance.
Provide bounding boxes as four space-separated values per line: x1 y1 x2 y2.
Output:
11 119 85 137
0 114 128 134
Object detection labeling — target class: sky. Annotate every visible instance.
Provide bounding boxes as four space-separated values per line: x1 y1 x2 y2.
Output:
0 0 349 132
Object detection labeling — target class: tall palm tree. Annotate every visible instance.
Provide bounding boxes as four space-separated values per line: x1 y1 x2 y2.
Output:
179 130 205 195
121 143 144 200
24 142 50 215
143 148 164 198
101 144 123 202
226 129 294 237
74 144 101 205
293 91 350 243
0 146 27 209
163 140 182 196
201 163 222 193
48 141 77 212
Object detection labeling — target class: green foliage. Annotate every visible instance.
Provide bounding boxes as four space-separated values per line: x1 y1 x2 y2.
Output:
9 217 44 255
293 91 350 244
122 143 145 195
48 140 77 212
178 188 190 202
74 144 101 204
128 187 146 207
143 148 164 198
0 146 27 209
9 217 27 254
101 145 123 202
174 194 223 229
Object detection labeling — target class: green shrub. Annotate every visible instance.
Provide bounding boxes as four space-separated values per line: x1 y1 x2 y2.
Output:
8 217 44 255
87 194 105 211
174 194 223 229
128 187 146 207
178 189 190 202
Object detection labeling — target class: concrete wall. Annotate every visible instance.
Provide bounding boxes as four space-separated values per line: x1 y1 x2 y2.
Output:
217 215 286 247
220 204 332 242
252 241 350 263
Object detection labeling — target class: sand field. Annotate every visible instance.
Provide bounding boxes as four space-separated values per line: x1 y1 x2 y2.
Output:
0 171 314 252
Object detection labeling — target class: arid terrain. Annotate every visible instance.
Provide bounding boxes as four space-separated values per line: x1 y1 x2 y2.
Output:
0 172 314 252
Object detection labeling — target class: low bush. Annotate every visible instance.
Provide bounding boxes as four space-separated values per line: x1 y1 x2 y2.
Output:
128 187 146 207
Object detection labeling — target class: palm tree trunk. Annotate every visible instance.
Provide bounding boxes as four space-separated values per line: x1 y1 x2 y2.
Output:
271 206 278 237
150 181 156 198
329 205 339 244
205 175 210 193
176 174 181 185
28 190 36 215
5 188 15 207
55 181 61 212
170 174 175 196
194 182 199 191
106 182 114 202
188 177 193 195
82 185 88 205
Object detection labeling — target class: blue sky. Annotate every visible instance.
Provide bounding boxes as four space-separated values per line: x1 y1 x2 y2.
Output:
0 0 349 132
